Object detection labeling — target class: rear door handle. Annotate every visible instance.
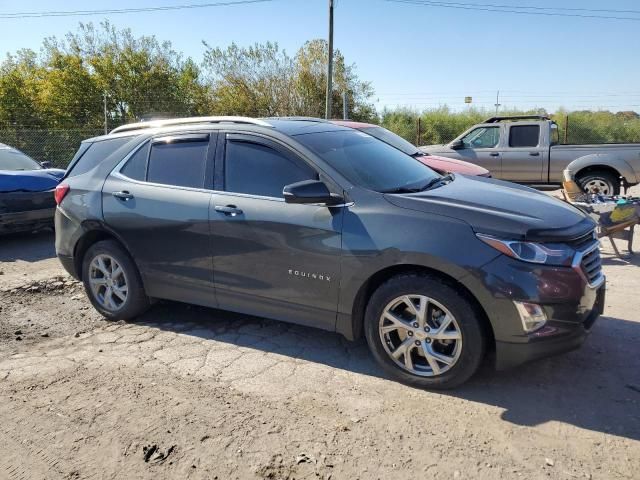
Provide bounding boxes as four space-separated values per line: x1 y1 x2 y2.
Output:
215 205 243 217
113 191 134 200
529 152 540 156
489 153 500 157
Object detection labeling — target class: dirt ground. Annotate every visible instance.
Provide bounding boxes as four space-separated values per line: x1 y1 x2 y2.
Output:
1 208 639 479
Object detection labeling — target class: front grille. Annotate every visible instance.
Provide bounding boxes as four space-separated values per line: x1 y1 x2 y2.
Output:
567 230 596 251
580 244 603 286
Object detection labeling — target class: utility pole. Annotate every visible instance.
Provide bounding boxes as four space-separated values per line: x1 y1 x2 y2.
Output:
103 92 108 134
325 0 334 119
494 90 501 115
342 91 348 120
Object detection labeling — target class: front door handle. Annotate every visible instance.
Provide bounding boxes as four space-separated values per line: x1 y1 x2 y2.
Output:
215 205 243 217
529 152 540 156
489 153 500 157
113 191 134 200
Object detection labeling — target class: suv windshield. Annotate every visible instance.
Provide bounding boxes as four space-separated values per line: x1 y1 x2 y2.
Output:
0 148 41 171
360 126 420 156
295 129 440 193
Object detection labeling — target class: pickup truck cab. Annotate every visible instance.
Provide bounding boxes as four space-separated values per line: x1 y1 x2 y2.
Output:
420 115 640 195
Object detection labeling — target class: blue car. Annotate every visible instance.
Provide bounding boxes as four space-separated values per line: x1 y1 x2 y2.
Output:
0 143 65 234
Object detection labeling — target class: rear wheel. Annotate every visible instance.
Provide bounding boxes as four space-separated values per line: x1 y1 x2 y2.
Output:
82 240 150 320
577 170 620 195
364 274 486 389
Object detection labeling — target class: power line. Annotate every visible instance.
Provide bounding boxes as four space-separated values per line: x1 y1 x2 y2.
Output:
389 0 640 15
384 0 640 21
0 0 277 19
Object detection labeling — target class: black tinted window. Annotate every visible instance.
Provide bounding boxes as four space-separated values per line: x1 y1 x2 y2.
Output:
120 142 149 181
225 140 316 198
147 140 208 188
509 125 540 147
67 137 131 177
295 130 439 193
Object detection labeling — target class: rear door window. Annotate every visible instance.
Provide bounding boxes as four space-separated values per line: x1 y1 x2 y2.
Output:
67 137 131 177
224 136 317 198
509 125 540 147
147 136 209 189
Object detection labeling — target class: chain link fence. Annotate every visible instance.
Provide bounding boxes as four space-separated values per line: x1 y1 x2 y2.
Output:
0 128 104 168
2 112 640 170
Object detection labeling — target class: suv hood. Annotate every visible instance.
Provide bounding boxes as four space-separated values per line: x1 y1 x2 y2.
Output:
384 175 594 242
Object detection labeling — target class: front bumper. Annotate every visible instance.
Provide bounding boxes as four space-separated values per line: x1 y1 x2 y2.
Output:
495 282 604 369
0 207 55 234
471 250 606 370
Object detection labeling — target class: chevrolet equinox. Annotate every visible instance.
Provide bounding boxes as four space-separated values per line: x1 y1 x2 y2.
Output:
54 117 605 389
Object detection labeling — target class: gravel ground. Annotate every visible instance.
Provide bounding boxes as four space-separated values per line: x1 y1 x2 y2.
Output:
1 212 639 479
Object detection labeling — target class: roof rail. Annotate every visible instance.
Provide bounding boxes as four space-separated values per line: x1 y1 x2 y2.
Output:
484 115 550 123
110 116 272 134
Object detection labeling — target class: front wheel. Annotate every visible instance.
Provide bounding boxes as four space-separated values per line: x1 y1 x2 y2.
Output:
82 240 150 320
364 274 486 389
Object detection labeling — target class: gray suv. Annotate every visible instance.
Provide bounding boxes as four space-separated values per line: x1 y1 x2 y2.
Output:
54 117 605 389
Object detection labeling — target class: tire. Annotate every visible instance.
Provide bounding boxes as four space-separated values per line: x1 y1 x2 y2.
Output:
576 170 620 195
364 273 486 389
81 239 150 320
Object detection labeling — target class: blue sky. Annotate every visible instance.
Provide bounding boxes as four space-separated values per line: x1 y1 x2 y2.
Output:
1 0 639 113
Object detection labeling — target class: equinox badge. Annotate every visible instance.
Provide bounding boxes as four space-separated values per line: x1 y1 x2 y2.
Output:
288 269 331 282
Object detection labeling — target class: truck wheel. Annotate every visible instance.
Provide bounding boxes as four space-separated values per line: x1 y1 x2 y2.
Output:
577 170 620 195
364 273 486 390
82 240 150 320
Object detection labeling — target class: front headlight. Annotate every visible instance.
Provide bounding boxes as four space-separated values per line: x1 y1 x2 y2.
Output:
476 233 574 266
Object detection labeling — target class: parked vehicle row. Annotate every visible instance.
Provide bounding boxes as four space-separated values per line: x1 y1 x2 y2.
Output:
54 116 605 389
0 143 65 234
420 115 640 195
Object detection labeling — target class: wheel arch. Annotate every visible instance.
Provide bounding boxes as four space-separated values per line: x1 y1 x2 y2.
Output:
344 264 495 349
73 222 142 284
568 153 637 186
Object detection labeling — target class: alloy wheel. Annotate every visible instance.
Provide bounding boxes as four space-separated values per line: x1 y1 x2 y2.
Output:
89 254 128 311
379 295 463 376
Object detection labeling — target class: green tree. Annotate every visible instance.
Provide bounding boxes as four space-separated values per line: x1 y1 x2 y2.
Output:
45 21 211 126
202 39 376 120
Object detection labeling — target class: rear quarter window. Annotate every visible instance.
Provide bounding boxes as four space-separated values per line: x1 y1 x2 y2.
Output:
66 137 132 177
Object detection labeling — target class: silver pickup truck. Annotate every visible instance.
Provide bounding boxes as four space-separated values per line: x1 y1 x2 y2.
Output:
420 115 640 195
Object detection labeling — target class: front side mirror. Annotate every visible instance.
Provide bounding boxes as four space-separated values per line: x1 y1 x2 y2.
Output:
40 161 52 169
283 180 344 206
450 139 464 150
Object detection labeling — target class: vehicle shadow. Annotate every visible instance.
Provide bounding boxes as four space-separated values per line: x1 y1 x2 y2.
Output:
133 301 640 442
600 250 640 267
0 229 56 263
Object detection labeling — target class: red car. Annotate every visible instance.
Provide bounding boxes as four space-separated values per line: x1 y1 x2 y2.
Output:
331 120 490 177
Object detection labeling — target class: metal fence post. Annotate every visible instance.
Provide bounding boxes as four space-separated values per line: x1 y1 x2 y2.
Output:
564 115 569 144
416 117 422 146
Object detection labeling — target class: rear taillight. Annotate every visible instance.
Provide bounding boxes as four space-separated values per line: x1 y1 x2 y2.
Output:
54 184 70 205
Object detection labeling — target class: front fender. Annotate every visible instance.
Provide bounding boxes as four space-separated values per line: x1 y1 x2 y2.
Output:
334 197 501 339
